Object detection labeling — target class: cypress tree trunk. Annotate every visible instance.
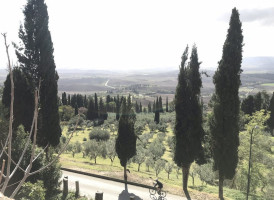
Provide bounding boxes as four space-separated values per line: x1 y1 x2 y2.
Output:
138 164 140 172
182 165 191 199
124 165 127 189
219 172 224 200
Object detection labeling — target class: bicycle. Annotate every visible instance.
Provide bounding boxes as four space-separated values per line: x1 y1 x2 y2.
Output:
149 186 166 197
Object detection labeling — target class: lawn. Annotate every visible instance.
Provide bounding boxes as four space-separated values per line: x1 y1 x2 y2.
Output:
59 116 252 200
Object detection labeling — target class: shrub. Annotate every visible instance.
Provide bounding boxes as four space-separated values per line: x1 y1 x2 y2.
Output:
17 181 45 200
89 128 110 141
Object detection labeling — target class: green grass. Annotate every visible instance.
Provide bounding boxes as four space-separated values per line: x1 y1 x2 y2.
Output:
261 83 274 86
60 120 256 200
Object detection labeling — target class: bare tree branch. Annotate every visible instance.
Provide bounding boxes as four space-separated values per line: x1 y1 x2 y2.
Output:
0 33 14 193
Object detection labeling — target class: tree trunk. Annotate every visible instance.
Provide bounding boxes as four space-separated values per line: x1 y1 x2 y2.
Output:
168 173 170 179
219 173 224 200
182 165 191 200
124 165 127 189
138 164 140 172
95 157 97 164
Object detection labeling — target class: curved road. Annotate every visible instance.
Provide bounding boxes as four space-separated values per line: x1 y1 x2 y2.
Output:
62 170 187 200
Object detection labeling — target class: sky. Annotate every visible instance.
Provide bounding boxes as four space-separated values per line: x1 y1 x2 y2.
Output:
0 0 274 71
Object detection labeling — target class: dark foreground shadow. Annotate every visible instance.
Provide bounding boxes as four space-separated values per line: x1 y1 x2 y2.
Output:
118 190 142 200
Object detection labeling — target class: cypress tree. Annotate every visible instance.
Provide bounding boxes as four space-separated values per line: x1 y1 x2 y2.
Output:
84 95 88 108
115 95 137 188
166 97 169 112
154 97 160 124
71 94 77 108
209 8 243 200
15 0 61 146
76 94 84 108
94 93 99 119
153 100 156 113
99 97 108 120
159 96 163 112
139 102 142 113
148 102 152 113
174 45 205 198
68 94 71 105
116 95 120 120
61 92 67 105
87 98 95 120
268 92 274 136
74 104 78 116
135 101 139 113
2 67 34 133
241 95 254 115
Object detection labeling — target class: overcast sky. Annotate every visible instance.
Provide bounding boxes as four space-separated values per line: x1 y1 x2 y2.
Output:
0 0 274 71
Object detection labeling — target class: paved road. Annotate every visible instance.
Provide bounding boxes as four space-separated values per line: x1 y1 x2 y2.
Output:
62 170 187 200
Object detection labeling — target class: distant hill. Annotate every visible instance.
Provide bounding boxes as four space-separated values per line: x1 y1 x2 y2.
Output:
242 57 274 73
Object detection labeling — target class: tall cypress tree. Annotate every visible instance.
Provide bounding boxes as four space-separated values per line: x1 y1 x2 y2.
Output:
209 8 243 200
87 98 95 120
166 97 169 112
268 92 274 136
68 94 71 106
115 95 137 189
241 95 255 115
61 92 67 105
154 97 160 124
159 96 163 112
116 95 120 120
2 67 34 133
148 102 152 113
174 45 205 198
15 0 61 146
94 93 99 119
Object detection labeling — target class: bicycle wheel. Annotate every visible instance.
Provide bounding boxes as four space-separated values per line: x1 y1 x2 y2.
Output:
159 190 166 197
149 187 156 195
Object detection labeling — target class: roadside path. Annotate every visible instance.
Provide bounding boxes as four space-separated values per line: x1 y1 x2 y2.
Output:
105 79 115 89
62 170 187 200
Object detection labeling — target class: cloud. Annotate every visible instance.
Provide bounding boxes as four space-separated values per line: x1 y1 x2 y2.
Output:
240 7 274 25
220 7 274 26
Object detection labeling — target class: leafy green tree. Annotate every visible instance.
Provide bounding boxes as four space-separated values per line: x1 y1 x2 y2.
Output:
115 95 137 188
17 181 45 200
89 128 110 141
153 159 166 177
84 140 103 164
174 45 205 198
59 105 74 121
165 162 174 179
145 156 154 172
149 139 165 161
235 110 272 194
209 8 243 199
159 96 163 112
133 145 146 171
15 0 61 147
106 138 116 165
